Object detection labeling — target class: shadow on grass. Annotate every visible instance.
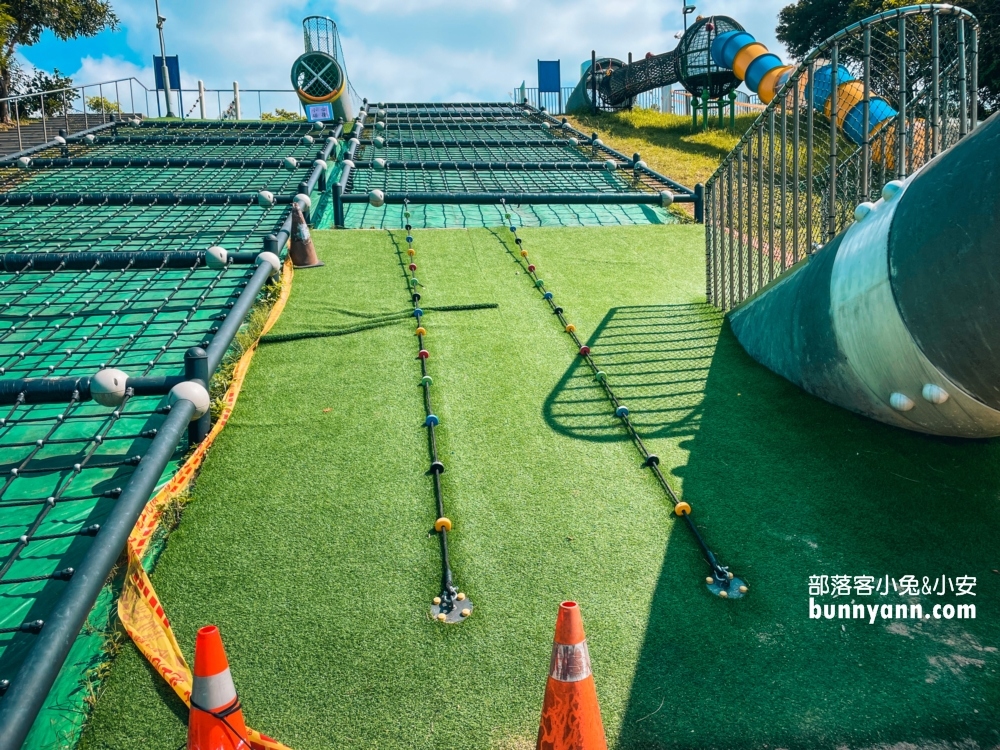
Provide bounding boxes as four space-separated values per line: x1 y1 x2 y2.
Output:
543 303 721 442
547 304 1000 747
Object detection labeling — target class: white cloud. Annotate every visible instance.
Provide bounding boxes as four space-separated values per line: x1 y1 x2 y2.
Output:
24 0 794 104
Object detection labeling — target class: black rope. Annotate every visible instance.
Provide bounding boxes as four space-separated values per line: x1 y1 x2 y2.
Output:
258 304 499 345
189 698 251 746
493 205 742 594
388 201 470 622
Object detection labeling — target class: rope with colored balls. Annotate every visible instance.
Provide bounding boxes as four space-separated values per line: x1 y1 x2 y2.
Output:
395 200 473 622
497 200 746 598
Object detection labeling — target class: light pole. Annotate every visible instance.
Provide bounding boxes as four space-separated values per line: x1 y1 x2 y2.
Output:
155 0 175 117
682 0 696 32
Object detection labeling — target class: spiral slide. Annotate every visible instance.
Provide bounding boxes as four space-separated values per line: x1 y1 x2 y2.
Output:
711 29 908 166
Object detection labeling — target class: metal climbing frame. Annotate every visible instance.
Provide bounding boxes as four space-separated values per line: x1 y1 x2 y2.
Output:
0 116 339 749
334 101 700 228
704 4 979 311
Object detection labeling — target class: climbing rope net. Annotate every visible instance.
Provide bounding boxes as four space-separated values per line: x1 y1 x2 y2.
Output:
0 115 335 743
336 102 697 228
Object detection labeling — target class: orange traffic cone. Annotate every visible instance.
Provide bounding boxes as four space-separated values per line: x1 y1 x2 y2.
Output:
289 203 323 268
188 625 251 750
536 601 607 750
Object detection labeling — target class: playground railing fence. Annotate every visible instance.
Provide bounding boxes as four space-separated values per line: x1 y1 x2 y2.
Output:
704 4 980 312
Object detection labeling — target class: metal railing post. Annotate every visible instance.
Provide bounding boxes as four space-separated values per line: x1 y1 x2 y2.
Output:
591 50 597 114
805 62 814 252
780 94 787 271
198 80 206 119
737 147 744 303
14 98 21 151
768 109 775 280
185 347 211 443
829 42 839 240
957 17 967 138
726 159 734 308
970 24 978 129
898 15 907 178
233 82 241 120
756 126 764 289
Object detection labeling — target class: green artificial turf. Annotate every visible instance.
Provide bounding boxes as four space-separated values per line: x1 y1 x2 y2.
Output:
82 224 1000 750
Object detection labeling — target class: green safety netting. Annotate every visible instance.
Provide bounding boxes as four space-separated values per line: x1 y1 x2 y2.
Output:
339 201 672 229
340 103 684 229
0 118 327 749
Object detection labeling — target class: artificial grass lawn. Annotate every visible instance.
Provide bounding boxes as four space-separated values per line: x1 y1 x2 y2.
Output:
82 224 999 749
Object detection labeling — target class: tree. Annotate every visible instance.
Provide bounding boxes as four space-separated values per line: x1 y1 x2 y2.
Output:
261 107 304 121
16 67 74 117
85 93 119 114
776 0 999 115
0 0 119 123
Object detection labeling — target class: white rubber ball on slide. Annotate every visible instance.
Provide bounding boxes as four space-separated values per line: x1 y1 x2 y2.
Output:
311 120 325 131
84 134 96 145
889 392 915 411
369 189 385 207
257 190 275 208
16 157 30 171
373 136 386 149
373 158 387 170
604 159 617 172
660 191 674 207
881 180 905 201
374 121 385 132
922 384 950 404
294 193 312 211
54 135 66 146
854 201 875 222
169 381 211 420
301 134 315 145
206 246 228 268
283 156 298 171
91 368 129 408
568 137 579 146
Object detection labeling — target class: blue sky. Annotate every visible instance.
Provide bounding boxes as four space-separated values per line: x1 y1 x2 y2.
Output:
18 0 790 104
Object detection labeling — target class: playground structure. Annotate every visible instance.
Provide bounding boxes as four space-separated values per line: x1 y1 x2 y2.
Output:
703 5 992 436
566 15 752 128
291 16 354 124
0 95 723 747
0 4 996 747
332 102 701 228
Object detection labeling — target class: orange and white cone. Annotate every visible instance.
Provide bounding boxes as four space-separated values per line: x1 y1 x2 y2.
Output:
536 601 607 750
289 203 323 268
188 625 251 750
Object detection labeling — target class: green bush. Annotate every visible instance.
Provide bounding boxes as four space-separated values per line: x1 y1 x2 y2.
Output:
86 95 121 114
